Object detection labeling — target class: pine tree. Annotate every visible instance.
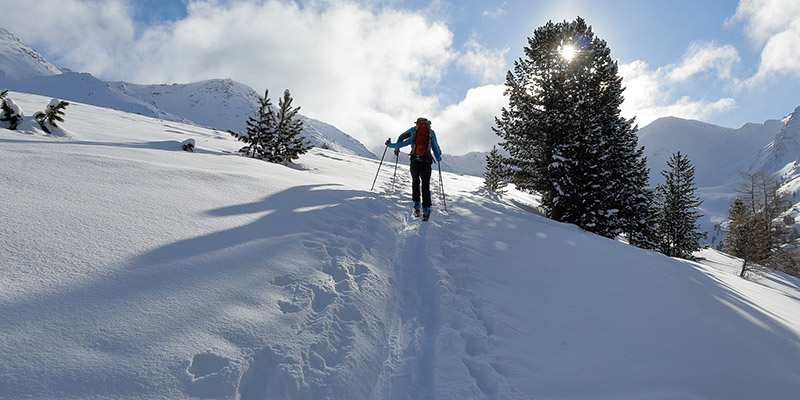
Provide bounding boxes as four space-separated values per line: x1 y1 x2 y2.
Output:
266 89 312 165
483 146 508 194
0 90 23 130
655 152 705 258
493 17 648 239
33 98 69 134
229 89 311 165
229 89 275 158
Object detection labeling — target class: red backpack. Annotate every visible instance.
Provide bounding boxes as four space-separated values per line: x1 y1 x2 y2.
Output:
411 118 431 158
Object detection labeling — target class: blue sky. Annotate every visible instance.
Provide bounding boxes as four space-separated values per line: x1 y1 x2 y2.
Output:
2 0 799 155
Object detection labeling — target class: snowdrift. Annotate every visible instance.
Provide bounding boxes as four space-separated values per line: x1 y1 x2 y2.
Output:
1 92 799 399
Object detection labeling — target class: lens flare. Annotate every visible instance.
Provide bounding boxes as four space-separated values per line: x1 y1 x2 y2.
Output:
559 45 576 61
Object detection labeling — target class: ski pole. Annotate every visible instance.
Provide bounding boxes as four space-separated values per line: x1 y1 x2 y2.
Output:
371 139 390 192
437 160 447 212
390 152 399 192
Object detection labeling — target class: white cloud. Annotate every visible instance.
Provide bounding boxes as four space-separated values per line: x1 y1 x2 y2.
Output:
0 0 517 155
481 3 507 18
130 0 459 150
433 84 507 155
457 39 509 84
750 23 800 82
727 0 800 44
666 42 740 82
0 0 137 77
727 0 800 85
619 60 736 127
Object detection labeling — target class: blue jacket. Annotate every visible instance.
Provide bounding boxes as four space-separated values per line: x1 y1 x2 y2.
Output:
388 126 442 162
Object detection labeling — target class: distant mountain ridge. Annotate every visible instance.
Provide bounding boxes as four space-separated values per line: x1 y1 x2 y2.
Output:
0 28 375 159
638 107 800 246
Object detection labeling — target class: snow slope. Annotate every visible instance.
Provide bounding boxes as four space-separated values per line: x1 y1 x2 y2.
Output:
2 91 800 399
637 113 799 245
0 28 374 159
0 28 62 80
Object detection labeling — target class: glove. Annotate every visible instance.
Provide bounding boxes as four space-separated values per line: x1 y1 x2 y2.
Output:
394 149 400 156
435 154 442 163
385 139 391 146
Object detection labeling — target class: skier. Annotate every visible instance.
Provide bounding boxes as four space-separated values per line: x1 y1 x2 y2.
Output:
385 117 443 220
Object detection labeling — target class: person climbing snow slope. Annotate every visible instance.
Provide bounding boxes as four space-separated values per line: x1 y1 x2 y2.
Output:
386 117 443 221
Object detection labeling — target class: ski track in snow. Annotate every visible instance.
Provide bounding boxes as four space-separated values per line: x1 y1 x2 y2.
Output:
376 173 513 399
4 93 800 399
201 168 511 399
172 167 502 399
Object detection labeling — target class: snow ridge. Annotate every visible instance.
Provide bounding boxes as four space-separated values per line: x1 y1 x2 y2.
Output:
638 112 800 245
0 28 62 80
0 28 374 159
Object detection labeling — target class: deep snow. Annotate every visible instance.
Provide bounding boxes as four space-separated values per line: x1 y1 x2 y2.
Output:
1 92 800 399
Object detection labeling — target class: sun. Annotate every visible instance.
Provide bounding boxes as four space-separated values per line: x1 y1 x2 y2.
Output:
559 44 576 61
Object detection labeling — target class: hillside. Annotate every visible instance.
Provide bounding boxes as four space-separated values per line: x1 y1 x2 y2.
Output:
637 110 800 246
0 28 62 80
0 28 374 159
1 92 799 399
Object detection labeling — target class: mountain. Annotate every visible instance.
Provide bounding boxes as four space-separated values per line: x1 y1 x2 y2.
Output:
0 28 375 159
442 151 488 177
637 109 800 246
0 28 63 80
2 91 799 399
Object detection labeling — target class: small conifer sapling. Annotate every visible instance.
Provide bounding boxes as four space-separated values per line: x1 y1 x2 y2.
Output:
34 98 69 134
0 90 24 130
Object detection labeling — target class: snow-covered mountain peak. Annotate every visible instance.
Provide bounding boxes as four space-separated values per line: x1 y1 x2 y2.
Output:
637 108 800 247
751 105 800 173
781 105 800 125
0 28 62 80
0 28 375 159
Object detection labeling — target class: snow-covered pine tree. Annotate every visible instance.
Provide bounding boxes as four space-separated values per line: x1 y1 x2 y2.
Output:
655 152 705 258
0 91 23 130
264 89 311 165
229 89 275 158
181 138 195 152
607 117 656 248
483 146 508 194
33 98 69 134
493 17 647 238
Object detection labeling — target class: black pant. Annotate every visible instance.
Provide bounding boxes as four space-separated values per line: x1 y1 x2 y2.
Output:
410 159 433 208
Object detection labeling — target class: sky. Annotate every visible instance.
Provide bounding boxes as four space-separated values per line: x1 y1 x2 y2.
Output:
1 0 800 155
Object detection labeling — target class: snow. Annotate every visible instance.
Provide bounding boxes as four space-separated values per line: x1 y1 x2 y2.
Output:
0 29 374 160
2 91 800 399
4 97 22 116
637 114 800 246
0 28 62 80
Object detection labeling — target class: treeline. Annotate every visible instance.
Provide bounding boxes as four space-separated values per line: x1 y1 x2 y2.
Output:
481 17 799 277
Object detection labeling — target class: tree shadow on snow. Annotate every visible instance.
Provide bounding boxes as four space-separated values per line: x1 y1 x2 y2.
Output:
0 184 397 398
0 137 225 155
